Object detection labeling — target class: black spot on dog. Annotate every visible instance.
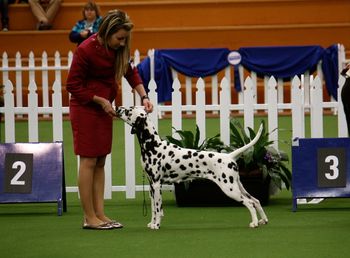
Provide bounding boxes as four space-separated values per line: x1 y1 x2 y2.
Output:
165 163 172 170
208 153 214 158
179 165 187 170
229 176 234 184
228 162 234 169
170 173 179 178
199 154 204 159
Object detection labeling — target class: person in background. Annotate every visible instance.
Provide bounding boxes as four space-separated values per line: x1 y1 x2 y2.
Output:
69 1 101 46
66 10 153 230
0 0 15 31
341 63 350 136
28 0 61 30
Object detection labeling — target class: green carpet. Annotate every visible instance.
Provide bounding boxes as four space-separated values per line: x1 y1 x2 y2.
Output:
0 190 349 258
0 115 348 258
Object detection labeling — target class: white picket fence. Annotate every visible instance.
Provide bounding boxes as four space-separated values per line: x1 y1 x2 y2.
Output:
0 47 348 199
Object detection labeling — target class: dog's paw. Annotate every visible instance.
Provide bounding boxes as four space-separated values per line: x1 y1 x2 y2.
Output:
147 222 160 230
249 222 259 228
258 218 268 225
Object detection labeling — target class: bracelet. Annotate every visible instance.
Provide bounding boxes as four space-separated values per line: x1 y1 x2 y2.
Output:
141 95 149 101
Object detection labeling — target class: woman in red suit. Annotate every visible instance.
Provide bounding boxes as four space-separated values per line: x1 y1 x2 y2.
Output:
66 10 153 230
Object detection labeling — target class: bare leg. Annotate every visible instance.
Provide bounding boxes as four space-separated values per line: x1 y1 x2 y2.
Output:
78 156 104 226
28 0 48 23
92 156 111 222
46 0 61 24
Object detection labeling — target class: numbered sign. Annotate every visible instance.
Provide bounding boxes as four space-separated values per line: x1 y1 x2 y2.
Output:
0 143 66 215
292 138 350 211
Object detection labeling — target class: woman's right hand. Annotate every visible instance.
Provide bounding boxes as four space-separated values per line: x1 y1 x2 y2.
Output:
93 96 116 117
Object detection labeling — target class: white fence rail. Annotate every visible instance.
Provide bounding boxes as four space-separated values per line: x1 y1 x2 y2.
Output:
0 47 348 199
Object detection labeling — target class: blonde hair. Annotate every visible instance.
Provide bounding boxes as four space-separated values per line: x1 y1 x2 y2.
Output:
98 10 134 81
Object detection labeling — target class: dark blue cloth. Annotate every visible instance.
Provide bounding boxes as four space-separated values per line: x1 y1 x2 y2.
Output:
137 48 231 102
137 45 339 102
321 44 339 99
235 45 339 99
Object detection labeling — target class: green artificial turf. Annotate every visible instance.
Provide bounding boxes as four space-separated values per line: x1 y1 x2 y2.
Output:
0 114 347 258
0 190 349 258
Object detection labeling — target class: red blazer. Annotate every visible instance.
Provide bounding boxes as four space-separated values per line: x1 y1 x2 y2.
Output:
66 33 143 106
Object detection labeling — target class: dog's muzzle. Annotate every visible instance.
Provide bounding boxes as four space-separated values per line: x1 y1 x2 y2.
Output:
115 106 125 117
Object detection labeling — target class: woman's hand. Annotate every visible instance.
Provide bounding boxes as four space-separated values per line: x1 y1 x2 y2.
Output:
101 101 116 117
93 95 116 117
142 98 153 113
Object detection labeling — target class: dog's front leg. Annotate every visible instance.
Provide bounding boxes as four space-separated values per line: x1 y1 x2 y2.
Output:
147 181 162 229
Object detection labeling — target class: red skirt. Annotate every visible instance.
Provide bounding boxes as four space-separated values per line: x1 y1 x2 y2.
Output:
69 103 113 157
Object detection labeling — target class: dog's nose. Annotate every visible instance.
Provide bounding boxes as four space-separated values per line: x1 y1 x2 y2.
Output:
115 107 124 117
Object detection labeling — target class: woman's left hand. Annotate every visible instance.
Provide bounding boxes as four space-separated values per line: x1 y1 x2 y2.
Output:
143 99 153 113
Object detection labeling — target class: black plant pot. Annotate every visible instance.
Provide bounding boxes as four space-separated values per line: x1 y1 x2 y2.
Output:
174 172 270 207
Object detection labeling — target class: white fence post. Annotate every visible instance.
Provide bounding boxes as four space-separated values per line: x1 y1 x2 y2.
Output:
243 76 255 130
28 79 39 142
291 76 304 139
15 52 23 112
310 76 323 138
219 77 230 145
267 76 278 149
172 78 182 135
42 52 49 117
196 78 206 143
122 77 136 199
3 80 15 143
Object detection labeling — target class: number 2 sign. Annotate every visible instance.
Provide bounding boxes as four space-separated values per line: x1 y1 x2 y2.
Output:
4 153 33 193
0 143 65 215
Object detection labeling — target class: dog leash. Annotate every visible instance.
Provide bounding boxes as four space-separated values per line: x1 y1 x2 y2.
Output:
142 172 148 217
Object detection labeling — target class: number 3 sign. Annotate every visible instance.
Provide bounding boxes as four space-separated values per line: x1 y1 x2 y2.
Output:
0 143 66 215
292 138 350 211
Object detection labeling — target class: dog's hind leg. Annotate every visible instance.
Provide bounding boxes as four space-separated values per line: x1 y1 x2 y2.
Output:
221 185 260 228
238 181 268 225
147 181 162 229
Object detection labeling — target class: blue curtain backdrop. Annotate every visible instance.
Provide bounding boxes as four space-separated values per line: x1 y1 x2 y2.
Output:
137 45 339 103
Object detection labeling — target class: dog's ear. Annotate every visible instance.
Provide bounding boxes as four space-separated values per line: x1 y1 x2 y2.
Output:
131 126 137 134
131 116 146 134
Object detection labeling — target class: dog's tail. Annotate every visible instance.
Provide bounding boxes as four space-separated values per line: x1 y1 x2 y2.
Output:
229 123 264 159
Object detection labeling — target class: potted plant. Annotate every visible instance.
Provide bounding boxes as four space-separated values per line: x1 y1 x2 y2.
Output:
224 119 292 204
165 120 292 206
165 125 230 206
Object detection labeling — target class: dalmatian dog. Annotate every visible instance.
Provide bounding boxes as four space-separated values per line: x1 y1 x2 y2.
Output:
116 106 268 229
